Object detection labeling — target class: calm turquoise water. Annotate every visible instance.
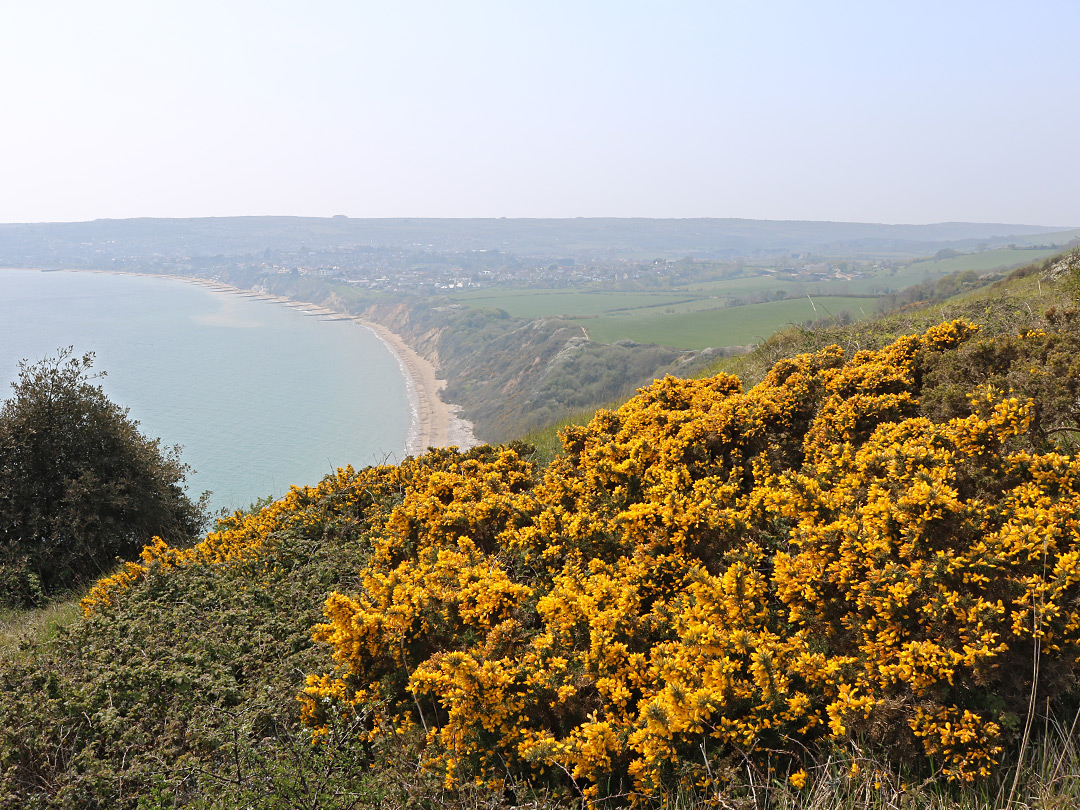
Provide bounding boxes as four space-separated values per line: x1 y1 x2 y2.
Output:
0 269 411 515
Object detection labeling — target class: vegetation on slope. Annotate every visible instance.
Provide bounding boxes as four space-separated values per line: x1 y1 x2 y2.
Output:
295 319 1080 796
710 248 1080 390
0 472 384 808
2 249 1080 808
357 299 702 441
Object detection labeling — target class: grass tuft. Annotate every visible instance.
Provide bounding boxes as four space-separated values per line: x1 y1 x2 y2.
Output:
0 598 79 662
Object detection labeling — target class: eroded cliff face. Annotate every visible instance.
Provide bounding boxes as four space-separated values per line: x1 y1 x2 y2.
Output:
360 300 443 362
355 298 706 443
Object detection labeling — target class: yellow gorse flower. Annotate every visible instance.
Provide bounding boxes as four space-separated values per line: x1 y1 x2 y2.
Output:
81 320 1080 797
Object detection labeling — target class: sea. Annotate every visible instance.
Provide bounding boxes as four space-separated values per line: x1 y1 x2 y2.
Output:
0 269 412 516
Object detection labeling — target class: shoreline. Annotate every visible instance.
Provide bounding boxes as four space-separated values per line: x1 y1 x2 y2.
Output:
162 275 479 455
355 319 477 455
5 267 478 457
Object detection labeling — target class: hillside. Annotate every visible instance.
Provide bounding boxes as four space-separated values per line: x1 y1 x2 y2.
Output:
710 247 1080 392
0 217 1072 265
1 249 1080 809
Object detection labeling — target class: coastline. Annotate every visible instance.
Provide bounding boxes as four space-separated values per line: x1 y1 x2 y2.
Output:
355 319 477 455
171 275 479 456
5 267 478 457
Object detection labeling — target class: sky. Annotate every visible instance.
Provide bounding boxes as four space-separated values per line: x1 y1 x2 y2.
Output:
0 1 1077 226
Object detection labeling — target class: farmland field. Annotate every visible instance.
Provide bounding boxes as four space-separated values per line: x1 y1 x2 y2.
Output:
450 280 861 319
442 247 1065 351
574 295 876 350
686 275 809 295
447 289 697 319
888 247 1061 288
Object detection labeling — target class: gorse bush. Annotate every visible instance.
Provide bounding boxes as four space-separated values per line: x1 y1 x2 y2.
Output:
46 312 1080 807
0 465 396 809
290 320 1080 801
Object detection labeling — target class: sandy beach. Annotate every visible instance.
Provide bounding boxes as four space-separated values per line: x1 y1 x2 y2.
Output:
355 319 478 455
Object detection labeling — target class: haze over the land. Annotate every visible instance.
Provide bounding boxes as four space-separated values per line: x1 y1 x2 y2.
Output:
1 1 1077 227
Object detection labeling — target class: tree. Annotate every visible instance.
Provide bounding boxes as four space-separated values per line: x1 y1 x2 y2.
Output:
0 348 207 605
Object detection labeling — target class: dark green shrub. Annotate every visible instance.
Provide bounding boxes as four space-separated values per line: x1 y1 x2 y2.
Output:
0 349 206 605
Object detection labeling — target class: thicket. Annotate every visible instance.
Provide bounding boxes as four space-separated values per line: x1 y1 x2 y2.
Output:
0 471 384 808
874 269 997 315
0 349 205 606
4 251 1080 808
345 298 698 441
292 320 1080 800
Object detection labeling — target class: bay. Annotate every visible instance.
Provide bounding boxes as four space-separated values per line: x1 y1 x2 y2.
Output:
0 269 411 516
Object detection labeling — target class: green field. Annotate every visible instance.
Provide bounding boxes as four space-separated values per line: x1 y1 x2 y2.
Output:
687 275 795 294
449 285 879 350
444 247 1069 351
450 278 857 319
889 247 1061 288
447 289 697 318
575 295 876 350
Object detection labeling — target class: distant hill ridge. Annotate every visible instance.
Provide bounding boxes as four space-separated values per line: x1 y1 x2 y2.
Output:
0 216 1075 264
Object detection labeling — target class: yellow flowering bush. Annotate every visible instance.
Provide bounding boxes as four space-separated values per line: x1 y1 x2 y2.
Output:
78 318 1080 800
80 460 410 615
301 320 1080 799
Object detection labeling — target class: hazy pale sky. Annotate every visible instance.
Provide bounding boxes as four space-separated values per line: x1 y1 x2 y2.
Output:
1 1 1076 225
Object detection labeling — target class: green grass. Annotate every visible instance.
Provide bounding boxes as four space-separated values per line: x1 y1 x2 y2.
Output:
0 598 79 663
446 289 700 318
896 247 1062 283
448 283 881 350
686 275 813 295
576 295 877 350
447 251 1060 326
